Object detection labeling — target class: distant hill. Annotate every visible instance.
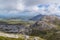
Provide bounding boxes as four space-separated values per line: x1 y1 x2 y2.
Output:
0 15 34 21
29 14 45 21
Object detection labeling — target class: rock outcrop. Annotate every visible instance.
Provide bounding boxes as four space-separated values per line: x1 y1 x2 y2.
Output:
0 24 30 35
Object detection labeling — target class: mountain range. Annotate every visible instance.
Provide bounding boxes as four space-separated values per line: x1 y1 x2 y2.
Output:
0 13 60 21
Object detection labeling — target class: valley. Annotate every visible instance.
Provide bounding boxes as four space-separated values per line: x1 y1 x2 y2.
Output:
0 15 60 40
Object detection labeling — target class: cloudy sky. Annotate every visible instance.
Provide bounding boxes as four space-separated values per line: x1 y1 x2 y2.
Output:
0 0 60 15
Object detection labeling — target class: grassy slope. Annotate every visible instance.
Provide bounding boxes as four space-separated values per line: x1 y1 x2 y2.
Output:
0 19 35 26
0 36 45 40
0 36 24 40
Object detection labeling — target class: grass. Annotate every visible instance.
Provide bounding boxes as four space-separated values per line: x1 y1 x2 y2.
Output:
0 36 45 40
0 19 35 27
0 36 24 40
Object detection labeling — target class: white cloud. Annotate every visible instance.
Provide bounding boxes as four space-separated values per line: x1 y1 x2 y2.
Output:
22 0 60 6
26 6 39 12
0 0 60 15
8 10 19 14
32 6 39 12
17 3 25 11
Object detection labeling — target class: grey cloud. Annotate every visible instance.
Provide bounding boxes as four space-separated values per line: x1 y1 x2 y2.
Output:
23 0 41 6
0 0 60 10
23 0 60 6
0 0 17 10
0 0 60 15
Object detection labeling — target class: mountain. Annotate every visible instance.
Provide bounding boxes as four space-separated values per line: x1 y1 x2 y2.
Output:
29 14 45 21
30 15 60 32
29 15 60 40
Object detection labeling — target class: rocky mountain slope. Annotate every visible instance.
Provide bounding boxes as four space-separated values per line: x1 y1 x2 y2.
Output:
30 15 58 31
29 15 60 40
0 15 60 40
